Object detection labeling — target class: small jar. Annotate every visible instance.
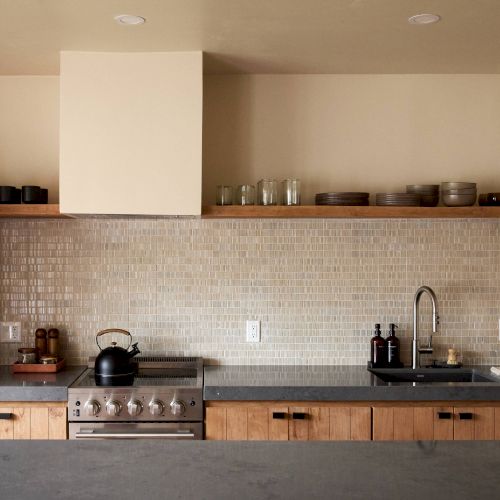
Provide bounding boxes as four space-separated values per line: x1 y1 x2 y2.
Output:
18 348 37 364
236 185 255 205
48 328 59 357
35 328 47 359
257 179 278 206
216 185 233 206
282 179 301 206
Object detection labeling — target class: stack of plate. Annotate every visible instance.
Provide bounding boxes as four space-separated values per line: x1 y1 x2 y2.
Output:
315 192 370 206
375 193 421 206
479 193 500 206
406 185 439 207
441 182 477 207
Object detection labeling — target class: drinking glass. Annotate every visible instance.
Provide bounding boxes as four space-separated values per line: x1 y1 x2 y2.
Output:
216 185 233 205
236 185 255 205
257 179 278 206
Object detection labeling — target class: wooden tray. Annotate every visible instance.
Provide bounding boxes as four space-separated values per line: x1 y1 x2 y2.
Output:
11 358 65 373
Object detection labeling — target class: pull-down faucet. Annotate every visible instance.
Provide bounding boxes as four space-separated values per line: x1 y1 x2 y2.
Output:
412 286 439 369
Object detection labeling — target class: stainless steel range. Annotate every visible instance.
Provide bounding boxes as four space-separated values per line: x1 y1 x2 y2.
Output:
68 356 203 440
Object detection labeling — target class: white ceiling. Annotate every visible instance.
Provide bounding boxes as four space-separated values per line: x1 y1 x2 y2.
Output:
2 0 500 75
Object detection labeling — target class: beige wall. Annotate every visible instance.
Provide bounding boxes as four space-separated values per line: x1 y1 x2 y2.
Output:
2 74 500 208
0 76 59 202
203 75 500 205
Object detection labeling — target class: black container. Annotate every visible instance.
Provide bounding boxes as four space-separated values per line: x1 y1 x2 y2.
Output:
386 323 402 368
0 186 21 204
94 329 140 387
370 324 386 368
40 188 48 204
22 185 41 204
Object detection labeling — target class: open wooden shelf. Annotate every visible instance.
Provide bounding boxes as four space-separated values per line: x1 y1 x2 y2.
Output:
202 205 500 219
2 204 500 219
0 204 68 218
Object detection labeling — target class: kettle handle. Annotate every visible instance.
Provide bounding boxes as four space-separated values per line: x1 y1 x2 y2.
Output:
96 329 132 351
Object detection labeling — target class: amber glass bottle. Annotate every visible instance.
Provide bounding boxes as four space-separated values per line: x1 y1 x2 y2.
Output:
370 324 386 367
386 323 401 367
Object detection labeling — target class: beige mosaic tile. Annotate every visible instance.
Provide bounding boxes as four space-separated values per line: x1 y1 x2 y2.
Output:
0 218 499 366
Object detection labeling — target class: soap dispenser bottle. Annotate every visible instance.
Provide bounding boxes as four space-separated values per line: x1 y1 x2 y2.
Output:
386 323 401 367
370 324 386 368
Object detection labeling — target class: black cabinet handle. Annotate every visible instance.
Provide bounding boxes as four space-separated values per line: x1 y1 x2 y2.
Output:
272 412 287 420
437 412 452 420
292 412 307 420
459 412 473 420
0 413 13 420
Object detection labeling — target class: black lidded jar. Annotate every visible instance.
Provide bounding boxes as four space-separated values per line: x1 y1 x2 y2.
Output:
386 323 401 367
370 323 386 368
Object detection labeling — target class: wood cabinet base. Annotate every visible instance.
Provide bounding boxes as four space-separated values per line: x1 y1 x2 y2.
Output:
205 403 371 441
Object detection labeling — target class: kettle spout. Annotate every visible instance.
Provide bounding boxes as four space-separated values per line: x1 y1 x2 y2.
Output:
128 342 141 359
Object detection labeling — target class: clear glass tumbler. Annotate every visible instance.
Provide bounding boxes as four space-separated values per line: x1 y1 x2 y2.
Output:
236 185 255 205
257 179 278 206
282 179 301 206
216 185 233 206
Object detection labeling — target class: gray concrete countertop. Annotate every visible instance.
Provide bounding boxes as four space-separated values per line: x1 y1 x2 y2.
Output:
1 440 500 500
0 365 86 401
204 365 500 401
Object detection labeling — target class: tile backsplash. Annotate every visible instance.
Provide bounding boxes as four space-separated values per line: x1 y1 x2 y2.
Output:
0 218 499 366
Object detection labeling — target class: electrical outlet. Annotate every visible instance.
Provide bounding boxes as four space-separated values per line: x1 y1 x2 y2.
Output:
0 322 22 343
246 320 261 342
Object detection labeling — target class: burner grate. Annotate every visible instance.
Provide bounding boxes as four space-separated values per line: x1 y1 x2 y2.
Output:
136 356 199 363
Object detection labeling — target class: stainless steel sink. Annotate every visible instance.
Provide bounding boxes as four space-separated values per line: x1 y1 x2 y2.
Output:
369 368 496 383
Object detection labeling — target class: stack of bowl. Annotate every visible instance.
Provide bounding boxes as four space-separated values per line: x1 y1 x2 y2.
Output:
406 185 439 207
375 193 421 206
441 182 477 206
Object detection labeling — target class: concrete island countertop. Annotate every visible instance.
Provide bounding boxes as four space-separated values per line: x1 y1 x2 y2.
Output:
1 440 500 500
0 365 86 401
204 365 500 401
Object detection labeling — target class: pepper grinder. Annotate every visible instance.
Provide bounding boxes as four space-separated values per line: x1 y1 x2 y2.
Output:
47 328 59 357
35 328 48 360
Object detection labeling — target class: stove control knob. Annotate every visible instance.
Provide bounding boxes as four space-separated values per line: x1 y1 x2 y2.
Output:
149 400 165 417
127 400 143 417
84 400 100 417
170 400 186 417
106 400 122 417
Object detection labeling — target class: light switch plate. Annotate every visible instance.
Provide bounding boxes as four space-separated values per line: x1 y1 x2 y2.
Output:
0 322 22 343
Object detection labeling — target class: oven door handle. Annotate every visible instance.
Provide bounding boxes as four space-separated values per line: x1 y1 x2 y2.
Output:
75 430 196 439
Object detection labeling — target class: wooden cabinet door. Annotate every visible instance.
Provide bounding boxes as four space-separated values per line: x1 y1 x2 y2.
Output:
0 404 67 440
454 407 494 440
226 407 247 440
269 408 289 440
288 407 330 441
248 408 269 440
432 407 454 440
330 407 371 441
205 407 227 440
373 406 451 441
308 407 330 441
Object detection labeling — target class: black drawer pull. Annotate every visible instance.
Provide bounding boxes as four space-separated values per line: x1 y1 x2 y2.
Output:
437 412 452 420
292 412 307 420
0 413 13 420
459 412 473 420
272 412 287 420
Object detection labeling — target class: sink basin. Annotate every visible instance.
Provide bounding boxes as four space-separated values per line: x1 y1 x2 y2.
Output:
369 368 496 383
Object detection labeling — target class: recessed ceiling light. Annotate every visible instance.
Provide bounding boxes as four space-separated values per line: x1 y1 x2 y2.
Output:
114 14 146 26
408 13 441 25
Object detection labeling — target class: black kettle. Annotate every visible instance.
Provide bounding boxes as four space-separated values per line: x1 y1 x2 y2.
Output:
94 329 140 386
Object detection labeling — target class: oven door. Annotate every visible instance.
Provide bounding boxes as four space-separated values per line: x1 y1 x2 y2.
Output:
69 422 203 440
